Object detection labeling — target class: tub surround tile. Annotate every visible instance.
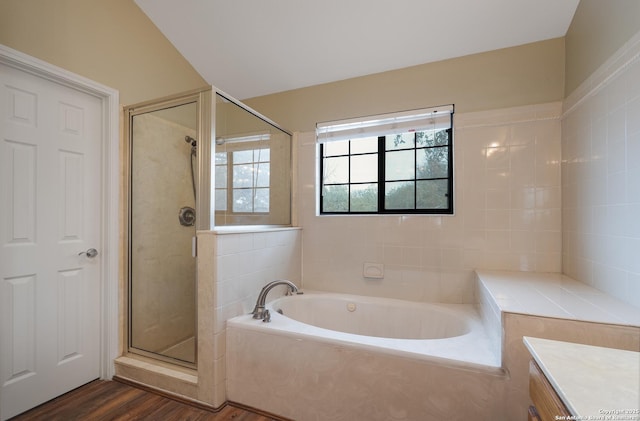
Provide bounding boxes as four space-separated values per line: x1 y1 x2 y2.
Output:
299 103 562 304
195 232 220 406
210 228 303 409
227 325 506 421
477 270 640 326
562 29 640 309
477 270 640 420
524 337 640 419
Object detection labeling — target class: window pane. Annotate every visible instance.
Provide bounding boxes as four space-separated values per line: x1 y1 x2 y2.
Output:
233 150 253 164
417 180 449 209
319 113 452 215
351 137 378 154
385 150 415 181
322 185 348 212
433 129 449 146
215 189 227 211
385 132 415 150
323 140 349 157
233 164 254 188
255 163 270 187
256 148 270 162
254 188 269 212
417 147 449 179
233 189 252 212
350 154 377 183
215 152 227 164
215 165 227 188
417 129 449 147
323 156 349 184
350 184 377 212
385 181 415 209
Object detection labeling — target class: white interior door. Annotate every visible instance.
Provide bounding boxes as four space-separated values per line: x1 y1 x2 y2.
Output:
0 61 102 420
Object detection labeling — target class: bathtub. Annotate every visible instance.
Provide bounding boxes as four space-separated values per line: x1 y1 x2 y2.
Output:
226 291 506 421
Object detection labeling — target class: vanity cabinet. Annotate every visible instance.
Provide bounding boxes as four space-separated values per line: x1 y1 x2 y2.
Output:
524 336 640 421
528 360 571 421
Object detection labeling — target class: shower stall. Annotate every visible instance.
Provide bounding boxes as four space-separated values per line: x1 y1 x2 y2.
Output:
127 95 200 366
124 87 292 370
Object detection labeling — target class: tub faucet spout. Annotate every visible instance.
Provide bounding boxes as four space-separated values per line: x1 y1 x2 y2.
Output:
252 280 301 319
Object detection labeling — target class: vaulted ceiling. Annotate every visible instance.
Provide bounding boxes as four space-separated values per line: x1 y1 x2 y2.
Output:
135 0 580 100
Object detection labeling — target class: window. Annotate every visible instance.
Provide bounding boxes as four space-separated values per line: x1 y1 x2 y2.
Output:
215 136 270 214
317 106 453 214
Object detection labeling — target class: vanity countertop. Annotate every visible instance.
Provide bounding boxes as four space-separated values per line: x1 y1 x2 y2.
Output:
524 336 640 420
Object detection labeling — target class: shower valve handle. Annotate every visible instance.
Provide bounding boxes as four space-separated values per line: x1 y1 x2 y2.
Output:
78 248 99 258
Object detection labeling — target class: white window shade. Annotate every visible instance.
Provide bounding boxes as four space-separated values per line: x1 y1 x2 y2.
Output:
316 105 454 143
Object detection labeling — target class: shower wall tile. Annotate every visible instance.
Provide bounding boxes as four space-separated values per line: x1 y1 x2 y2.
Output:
130 113 197 353
195 231 217 405
297 103 563 304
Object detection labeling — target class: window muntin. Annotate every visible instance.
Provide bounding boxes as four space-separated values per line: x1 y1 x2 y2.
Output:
320 127 453 214
214 152 228 211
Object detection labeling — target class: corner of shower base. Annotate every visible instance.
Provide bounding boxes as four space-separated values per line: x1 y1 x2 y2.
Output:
114 355 198 400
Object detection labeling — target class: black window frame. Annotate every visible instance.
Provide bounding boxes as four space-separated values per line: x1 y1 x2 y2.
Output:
319 128 454 215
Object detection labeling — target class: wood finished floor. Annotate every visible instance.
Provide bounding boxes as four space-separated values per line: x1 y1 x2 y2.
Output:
10 379 280 421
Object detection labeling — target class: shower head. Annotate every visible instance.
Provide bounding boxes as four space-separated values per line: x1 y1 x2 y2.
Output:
185 135 197 147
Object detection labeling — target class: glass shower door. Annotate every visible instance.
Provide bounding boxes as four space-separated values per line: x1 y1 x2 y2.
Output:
128 100 198 366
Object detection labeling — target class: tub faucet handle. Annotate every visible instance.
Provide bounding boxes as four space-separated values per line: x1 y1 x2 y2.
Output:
262 309 271 323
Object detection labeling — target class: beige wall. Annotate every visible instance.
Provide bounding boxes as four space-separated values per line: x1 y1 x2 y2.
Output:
564 0 640 96
0 0 207 105
245 38 565 133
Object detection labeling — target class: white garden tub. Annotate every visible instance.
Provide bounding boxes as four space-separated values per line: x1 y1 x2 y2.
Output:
226 291 506 421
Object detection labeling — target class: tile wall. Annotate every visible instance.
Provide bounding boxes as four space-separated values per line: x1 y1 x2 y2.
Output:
198 228 302 406
227 323 506 420
297 102 563 304
213 228 302 322
129 112 197 354
562 30 640 308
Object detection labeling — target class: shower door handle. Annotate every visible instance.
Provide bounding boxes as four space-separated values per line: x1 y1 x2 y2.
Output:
78 248 99 258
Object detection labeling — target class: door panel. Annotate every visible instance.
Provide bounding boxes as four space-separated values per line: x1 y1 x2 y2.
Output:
0 62 102 420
